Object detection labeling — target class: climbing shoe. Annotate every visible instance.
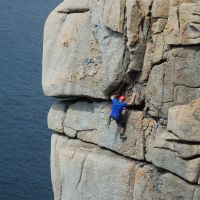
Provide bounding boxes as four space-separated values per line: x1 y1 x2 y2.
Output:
120 133 127 140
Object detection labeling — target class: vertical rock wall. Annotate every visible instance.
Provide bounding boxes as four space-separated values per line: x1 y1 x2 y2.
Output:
43 0 200 199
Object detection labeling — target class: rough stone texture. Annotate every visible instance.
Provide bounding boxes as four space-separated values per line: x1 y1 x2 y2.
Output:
133 164 200 200
90 0 128 93
63 101 150 160
51 133 137 200
48 101 68 133
47 100 157 160
146 99 200 184
165 1 200 45
146 47 200 117
138 0 153 17
51 134 200 200
126 0 147 72
149 130 200 184
167 98 200 141
42 7 105 98
102 0 126 33
43 0 152 98
55 0 90 13
152 0 170 18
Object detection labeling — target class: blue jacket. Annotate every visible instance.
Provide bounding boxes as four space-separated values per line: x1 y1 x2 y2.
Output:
110 98 128 120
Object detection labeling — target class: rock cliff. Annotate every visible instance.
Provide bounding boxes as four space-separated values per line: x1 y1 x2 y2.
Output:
42 0 200 199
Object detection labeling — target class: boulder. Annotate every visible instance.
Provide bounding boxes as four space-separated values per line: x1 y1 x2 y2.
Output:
43 0 151 99
42 5 107 98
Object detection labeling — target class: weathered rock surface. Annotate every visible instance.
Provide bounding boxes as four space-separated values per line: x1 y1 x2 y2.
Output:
43 6 104 98
43 0 152 99
48 101 68 133
55 0 90 13
165 1 200 45
48 100 157 160
51 133 137 200
146 47 200 117
147 99 200 184
149 130 200 184
133 164 200 200
168 99 200 141
51 133 200 200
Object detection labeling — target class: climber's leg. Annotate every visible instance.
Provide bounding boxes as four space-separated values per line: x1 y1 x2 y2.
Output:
116 119 127 140
105 116 112 128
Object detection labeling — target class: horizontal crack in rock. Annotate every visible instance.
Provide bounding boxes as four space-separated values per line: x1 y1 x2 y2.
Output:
57 9 89 14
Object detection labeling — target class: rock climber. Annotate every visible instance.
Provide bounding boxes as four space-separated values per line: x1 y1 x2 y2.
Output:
106 92 137 140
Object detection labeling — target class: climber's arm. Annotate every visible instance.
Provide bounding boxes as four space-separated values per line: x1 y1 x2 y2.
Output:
127 93 136 106
111 94 118 100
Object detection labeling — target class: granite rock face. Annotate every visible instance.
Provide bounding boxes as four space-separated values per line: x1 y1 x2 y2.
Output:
167 99 200 141
48 101 68 133
146 47 200 117
48 101 157 160
147 99 200 184
43 0 200 199
51 133 137 200
43 0 151 98
51 134 200 200
133 164 200 200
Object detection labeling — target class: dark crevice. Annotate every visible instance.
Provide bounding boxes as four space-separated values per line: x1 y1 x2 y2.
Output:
162 100 173 104
148 115 167 123
57 9 89 14
166 139 200 145
178 154 200 161
105 26 124 37
53 95 108 103
69 135 145 163
132 100 146 111
169 43 200 48
174 84 200 89
152 58 167 67
177 6 180 31
105 70 139 96
154 146 177 153
75 154 88 189
99 145 145 163
151 164 200 186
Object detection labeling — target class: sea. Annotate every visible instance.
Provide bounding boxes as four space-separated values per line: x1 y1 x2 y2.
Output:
0 0 62 199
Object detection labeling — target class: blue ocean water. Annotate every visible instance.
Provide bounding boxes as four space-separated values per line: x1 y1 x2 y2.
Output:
0 0 62 199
